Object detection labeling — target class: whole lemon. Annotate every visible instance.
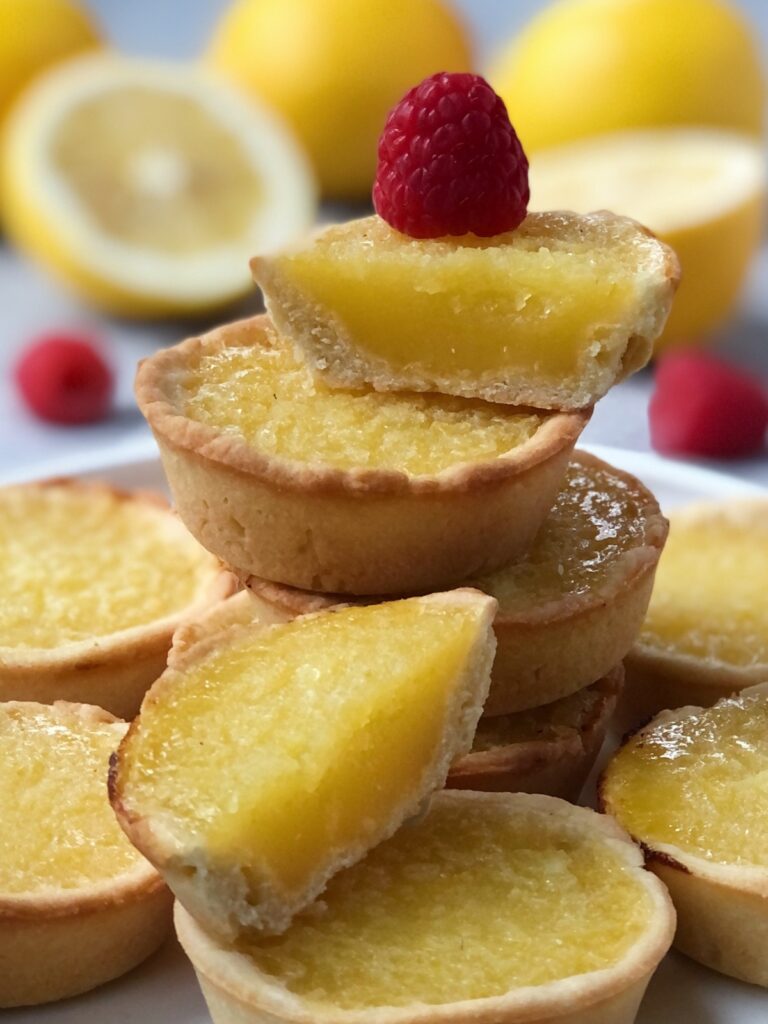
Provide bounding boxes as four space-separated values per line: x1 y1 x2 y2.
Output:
206 0 473 198
491 0 765 152
0 0 100 124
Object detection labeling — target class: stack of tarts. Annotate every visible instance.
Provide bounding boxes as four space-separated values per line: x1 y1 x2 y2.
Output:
114 200 686 1024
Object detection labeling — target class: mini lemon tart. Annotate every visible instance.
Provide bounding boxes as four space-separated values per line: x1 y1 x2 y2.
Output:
623 498 768 728
110 589 496 939
176 790 675 1024
248 452 666 713
448 665 623 800
0 701 171 1007
0 479 235 719
135 315 588 595
252 211 679 411
600 684 768 987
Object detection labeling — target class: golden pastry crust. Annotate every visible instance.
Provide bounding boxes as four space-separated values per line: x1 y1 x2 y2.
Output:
135 315 589 595
175 791 675 1024
109 589 496 939
252 211 680 411
447 665 623 800
621 499 768 731
599 683 768 987
0 701 172 1007
0 479 236 719
246 452 666 713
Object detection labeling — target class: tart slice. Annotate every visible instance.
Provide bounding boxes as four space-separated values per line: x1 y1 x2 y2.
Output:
0 702 171 1007
248 451 667 713
136 315 587 595
600 684 768 987
252 211 679 410
110 590 496 939
623 498 768 727
0 479 235 718
448 666 623 800
176 791 674 1024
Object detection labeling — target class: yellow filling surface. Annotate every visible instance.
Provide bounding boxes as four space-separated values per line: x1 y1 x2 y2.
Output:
243 797 653 1008
180 334 543 476
471 456 653 614
603 690 768 867
53 86 261 254
271 213 651 378
640 507 768 667
0 705 142 894
122 598 487 895
0 486 215 649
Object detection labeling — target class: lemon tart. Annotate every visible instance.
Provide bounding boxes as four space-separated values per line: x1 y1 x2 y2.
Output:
248 451 666 712
623 498 768 728
600 683 768 987
448 665 623 800
110 589 496 939
252 211 679 411
176 790 674 1024
0 479 234 718
0 701 171 1007
135 315 588 595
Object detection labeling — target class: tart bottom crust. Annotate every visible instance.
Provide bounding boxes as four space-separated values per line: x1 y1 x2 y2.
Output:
0 879 172 1008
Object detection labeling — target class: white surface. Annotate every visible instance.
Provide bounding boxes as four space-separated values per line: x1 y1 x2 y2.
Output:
3 443 767 1023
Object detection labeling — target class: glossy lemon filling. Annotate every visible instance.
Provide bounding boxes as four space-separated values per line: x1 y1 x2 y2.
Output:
243 796 654 1008
640 507 768 667
0 485 216 650
52 86 262 254
268 213 654 378
180 334 543 476
0 705 142 894
471 455 653 614
121 598 488 895
603 690 768 867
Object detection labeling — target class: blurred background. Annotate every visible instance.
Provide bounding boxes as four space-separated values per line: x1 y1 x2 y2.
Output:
1 0 766 481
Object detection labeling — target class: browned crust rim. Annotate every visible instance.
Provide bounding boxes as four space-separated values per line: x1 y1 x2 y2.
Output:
135 314 591 498
243 449 668 629
0 701 166 921
598 682 768 897
174 791 675 1024
0 477 236 672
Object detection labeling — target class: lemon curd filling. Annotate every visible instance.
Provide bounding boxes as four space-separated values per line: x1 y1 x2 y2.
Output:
0 705 141 894
243 797 654 1009
639 507 768 667
0 486 215 650
180 334 543 475
121 598 489 896
471 456 652 614
265 213 651 378
603 690 768 867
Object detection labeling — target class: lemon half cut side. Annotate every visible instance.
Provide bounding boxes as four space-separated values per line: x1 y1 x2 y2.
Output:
1 54 316 317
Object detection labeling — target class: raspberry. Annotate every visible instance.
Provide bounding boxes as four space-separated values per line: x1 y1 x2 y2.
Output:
373 72 529 238
649 349 768 458
15 334 114 425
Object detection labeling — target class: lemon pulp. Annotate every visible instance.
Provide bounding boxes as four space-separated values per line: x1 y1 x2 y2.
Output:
603 690 768 867
180 333 543 476
0 485 216 650
640 506 768 667
243 796 653 1008
471 455 654 615
121 598 489 895
0 705 141 894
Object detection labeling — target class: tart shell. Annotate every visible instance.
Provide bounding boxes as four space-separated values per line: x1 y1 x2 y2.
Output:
135 315 589 595
0 479 237 720
0 702 172 1008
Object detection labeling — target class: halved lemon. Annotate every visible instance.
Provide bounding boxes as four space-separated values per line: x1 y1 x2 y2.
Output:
1 54 316 317
528 129 765 349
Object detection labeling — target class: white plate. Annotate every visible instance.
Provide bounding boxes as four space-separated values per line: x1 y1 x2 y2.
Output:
4 443 767 1023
